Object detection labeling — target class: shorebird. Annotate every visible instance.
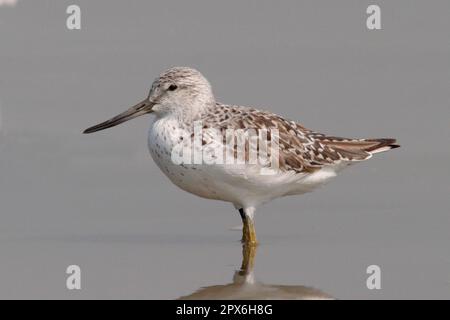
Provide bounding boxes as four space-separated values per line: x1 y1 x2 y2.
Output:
84 67 399 245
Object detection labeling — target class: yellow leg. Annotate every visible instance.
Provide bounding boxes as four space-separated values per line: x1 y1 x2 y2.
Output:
239 242 257 276
239 208 258 245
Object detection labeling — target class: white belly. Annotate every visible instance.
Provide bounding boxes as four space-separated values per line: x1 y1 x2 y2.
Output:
148 117 340 208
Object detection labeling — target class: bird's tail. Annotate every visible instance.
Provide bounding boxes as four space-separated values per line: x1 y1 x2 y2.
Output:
319 137 400 161
362 138 400 154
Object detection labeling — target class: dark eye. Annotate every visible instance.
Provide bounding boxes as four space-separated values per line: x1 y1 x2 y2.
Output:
168 84 178 91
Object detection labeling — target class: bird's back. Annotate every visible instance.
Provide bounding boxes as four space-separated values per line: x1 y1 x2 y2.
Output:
201 102 399 174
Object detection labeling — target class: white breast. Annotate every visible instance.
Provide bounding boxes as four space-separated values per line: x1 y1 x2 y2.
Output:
148 116 226 201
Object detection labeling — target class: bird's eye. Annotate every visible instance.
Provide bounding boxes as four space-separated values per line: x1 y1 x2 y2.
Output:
168 84 178 91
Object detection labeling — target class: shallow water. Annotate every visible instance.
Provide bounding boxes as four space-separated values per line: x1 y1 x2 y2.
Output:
1 1 450 299
0 132 448 299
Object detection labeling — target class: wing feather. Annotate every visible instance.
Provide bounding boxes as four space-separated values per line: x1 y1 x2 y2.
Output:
201 103 398 173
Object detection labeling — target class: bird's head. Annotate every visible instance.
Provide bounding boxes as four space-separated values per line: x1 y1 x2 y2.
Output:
83 66 214 134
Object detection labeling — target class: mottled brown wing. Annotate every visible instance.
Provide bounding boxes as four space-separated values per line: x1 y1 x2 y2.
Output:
202 104 364 173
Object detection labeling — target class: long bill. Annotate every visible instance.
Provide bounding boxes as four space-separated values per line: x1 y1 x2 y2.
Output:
83 99 154 134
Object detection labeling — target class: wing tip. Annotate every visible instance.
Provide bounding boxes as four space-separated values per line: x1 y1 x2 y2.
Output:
368 138 400 154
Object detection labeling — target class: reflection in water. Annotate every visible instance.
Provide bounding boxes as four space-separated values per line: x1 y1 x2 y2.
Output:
179 245 334 300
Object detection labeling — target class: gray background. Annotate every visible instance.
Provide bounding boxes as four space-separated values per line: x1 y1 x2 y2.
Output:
0 0 449 299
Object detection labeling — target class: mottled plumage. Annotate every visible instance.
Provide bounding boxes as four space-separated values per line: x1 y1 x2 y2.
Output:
200 103 398 173
84 66 399 244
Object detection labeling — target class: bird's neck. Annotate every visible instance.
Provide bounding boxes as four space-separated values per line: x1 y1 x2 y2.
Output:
166 100 216 127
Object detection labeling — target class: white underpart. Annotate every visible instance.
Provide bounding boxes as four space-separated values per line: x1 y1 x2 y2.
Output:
148 114 348 211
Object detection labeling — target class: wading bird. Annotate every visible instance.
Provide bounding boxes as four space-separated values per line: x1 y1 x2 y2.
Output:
84 67 399 245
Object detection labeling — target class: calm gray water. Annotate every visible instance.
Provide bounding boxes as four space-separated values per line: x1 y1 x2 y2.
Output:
0 0 449 299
